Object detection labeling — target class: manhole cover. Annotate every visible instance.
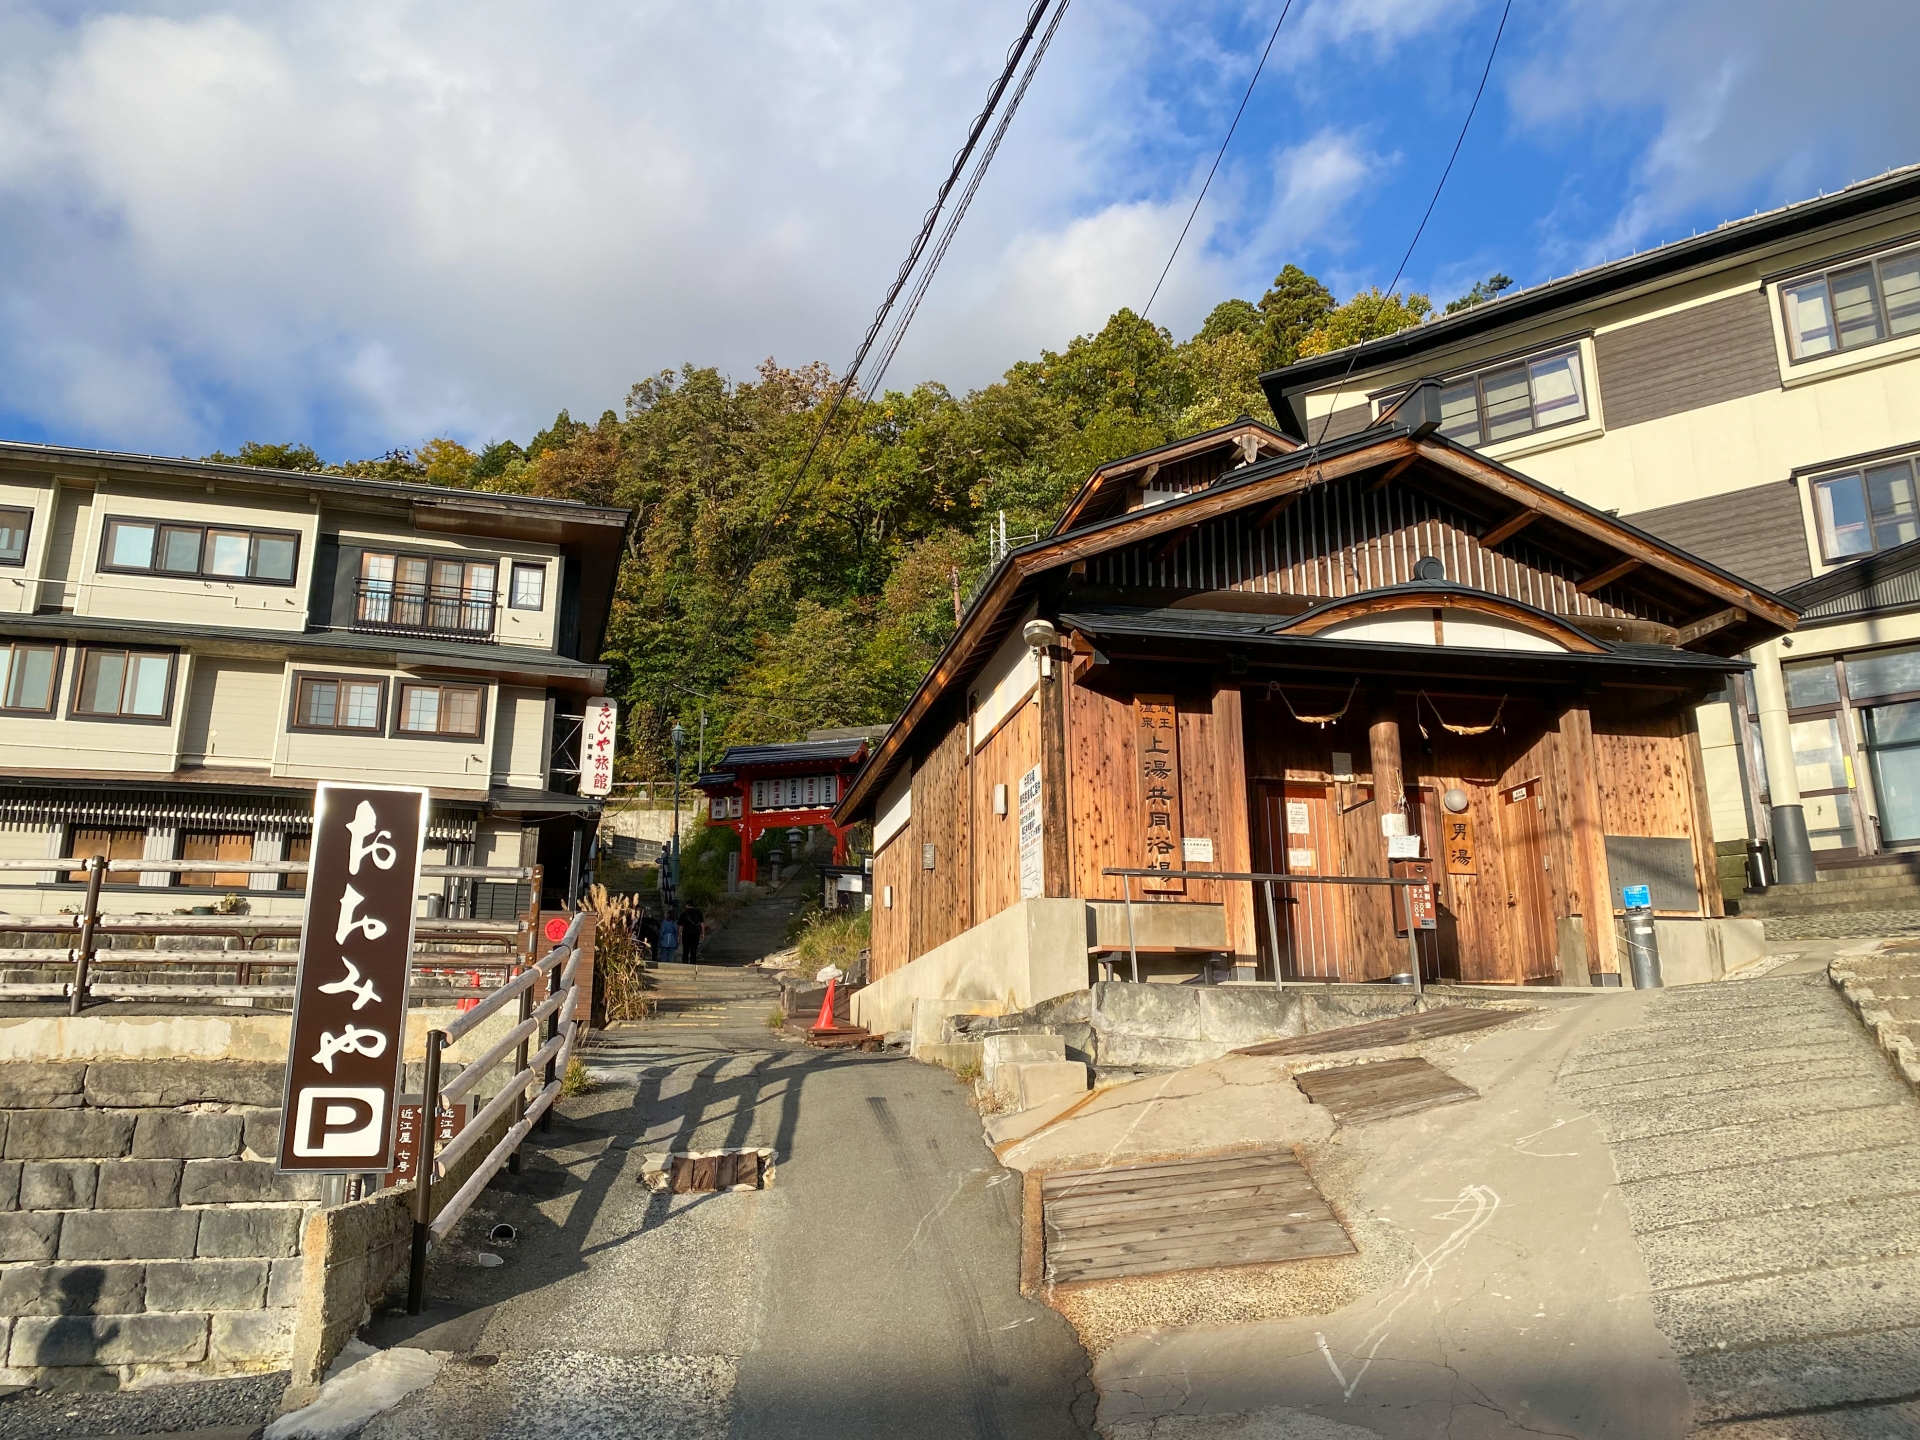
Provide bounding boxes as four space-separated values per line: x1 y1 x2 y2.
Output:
640 1147 774 1193
1040 1148 1353 1285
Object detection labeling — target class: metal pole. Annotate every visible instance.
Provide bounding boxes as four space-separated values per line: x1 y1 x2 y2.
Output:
69 855 105 1016
1123 872 1139 984
408 1029 444 1315
1263 879 1282 994
540 941 563 1135
1405 883 1423 998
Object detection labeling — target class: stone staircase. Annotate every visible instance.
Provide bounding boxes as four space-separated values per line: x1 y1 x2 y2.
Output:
0 1059 318 1388
1734 855 1920 939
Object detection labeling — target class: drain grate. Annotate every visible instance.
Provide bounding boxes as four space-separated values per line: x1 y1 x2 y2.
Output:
1041 1148 1353 1285
640 1147 774 1193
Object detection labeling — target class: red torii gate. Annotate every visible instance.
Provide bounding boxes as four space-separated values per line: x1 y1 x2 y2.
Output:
693 735 872 885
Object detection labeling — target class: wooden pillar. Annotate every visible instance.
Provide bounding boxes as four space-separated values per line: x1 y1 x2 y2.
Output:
1368 693 1405 831
1039 648 1072 898
1683 705 1726 919
1211 679 1255 968
1560 704 1619 976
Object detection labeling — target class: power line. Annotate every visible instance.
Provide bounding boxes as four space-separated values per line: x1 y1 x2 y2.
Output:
1140 1 1295 324
1308 0 1513 453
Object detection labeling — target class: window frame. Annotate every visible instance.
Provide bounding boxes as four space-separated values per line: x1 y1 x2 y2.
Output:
1371 340 1593 451
1779 238 1920 364
69 646 178 724
392 680 488 740
0 505 32 567
63 824 148 885
98 516 302 587
354 548 499 636
0 641 63 715
287 670 390 735
1808 450 1920 563
508 561 547 611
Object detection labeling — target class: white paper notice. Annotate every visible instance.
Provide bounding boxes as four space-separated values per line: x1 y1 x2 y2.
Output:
1182 837 1214 863
1286 801 1311 835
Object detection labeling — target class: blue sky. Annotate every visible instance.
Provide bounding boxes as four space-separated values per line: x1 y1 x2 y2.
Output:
1 0 1917 462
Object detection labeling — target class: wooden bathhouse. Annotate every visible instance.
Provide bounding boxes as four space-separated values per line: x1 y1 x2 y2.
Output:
833 404 1797 988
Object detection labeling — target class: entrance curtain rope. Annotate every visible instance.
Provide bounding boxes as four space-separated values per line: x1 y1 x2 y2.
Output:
1417 690 1508 737
1267 677 1358 728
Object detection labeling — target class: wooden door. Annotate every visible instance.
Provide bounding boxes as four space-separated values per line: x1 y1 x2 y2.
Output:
1256 782 1350 980
1497 780 1559 982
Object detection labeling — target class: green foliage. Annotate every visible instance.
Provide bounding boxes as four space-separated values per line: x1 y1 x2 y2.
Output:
202 441 324 472
1445 273 1514 314
677 815 741 908
793 906 870 974
1296 288 1433 359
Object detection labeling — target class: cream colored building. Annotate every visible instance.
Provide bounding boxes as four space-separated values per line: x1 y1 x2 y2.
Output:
1259 165 1920 884
0 443 629 915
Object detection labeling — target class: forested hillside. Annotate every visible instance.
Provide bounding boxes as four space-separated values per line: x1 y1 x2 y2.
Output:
219 266 1502 777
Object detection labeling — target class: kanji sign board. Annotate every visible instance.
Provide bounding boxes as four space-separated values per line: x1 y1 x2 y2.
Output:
278 784 428 1174
580 696 618 797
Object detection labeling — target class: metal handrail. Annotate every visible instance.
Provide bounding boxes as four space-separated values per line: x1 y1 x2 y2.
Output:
1100 867 1434 995
0 858 536 880
409 909 589 1311
352 578 495 638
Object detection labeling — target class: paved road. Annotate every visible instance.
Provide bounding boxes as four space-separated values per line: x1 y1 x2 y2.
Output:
1567 970 1920 1437
361 911 1095 1439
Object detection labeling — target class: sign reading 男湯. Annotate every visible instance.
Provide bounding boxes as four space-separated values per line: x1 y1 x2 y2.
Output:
278 784 429 1174
1443 811 1477 876
1134 695 1184 894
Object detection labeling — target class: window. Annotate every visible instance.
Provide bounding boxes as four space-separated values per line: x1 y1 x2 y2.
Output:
1430 345 1588 448
72 648 174 719
100 518 299 583
509 562 546 611
178 831 253 889
1781 241 1920 362
0 642 59 713
292 674 385 732
67 826 145 883
1811 453 1920 560
357 551 497 635
396 682 484 738
284 832 311 893
0 506 29 566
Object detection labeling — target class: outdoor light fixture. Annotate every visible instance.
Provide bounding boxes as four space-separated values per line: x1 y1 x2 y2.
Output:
1024 618 1061 678
1443 787 1470 814
1413 555 1446 582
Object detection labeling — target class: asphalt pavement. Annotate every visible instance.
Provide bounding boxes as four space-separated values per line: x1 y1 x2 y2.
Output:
358 909 1096 1439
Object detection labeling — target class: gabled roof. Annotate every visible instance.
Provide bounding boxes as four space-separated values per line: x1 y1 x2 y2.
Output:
1782 538 1920 623
1050 416 1295 534
703 737 869 778
835 423 1798 824
1257 164 1920 437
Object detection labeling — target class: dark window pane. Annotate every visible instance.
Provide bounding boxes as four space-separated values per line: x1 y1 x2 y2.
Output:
0 508 29 564
284 831 311 892
1783 278 1835 358
178 831 252 888
1866 698 1920 745
252 534 296 581
1831 263 1885 349
158 527 202 574
1881 249 1920 337
77 651 126 714
1784 659 1841 708
68 826 146 882
1481 365 1533 441
1436 381 1480 444
299 679 338 727
5 646 56 710
1867 461 1919 550
1816 474 1873 557
1845 645 1920 700
107 522 155 570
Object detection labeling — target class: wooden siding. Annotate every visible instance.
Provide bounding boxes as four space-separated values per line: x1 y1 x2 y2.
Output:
1314 404 1373 443
1590 697 1711 915
1594 290 1780 430
870 821 915 982
971 701 1041 929
908 721 972 960
1623 481 1812 594
180 659 283 765
1086 474 1666 622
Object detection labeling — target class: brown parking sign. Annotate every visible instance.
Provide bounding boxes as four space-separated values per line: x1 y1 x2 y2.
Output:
278 784 429 1174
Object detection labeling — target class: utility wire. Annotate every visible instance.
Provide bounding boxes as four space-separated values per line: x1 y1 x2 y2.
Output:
1307 0 1512 454
737 0 1055 582
1141 1 1294 324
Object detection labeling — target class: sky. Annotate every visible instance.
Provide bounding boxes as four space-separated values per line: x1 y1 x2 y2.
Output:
1 0 1918 462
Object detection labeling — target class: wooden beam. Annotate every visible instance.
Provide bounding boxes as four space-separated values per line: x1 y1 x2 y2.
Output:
1365 454 1420 492
1676 607 1745 647
1254 492 1302 530
1576 557 1641 595
1479 509 1539 547
1156 526 1196 562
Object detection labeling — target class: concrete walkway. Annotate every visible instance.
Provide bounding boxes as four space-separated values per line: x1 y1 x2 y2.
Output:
1567 971 1920 1436
356 886 1094 1440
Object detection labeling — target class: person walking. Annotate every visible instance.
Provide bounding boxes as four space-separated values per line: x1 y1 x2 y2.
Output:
657 913 679 966
635 906 659 965
678 904 706 966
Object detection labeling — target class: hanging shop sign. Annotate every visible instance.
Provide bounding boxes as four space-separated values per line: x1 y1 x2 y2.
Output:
580 696 618 798
1017 764 1045 900
278 783 428 1174
1134 695 1184 893
1442 811 1477 876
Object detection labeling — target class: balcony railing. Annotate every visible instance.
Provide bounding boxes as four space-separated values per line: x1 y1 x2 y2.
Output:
353 579 495 639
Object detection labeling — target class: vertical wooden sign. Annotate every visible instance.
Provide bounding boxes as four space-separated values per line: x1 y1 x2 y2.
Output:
1135 695 1184 894
1443 811 1477 875
278 783 428 1174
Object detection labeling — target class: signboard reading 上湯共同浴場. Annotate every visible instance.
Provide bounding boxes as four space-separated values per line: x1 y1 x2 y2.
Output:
580 696 618 798
1135 695 1183 893
278 784 428 1175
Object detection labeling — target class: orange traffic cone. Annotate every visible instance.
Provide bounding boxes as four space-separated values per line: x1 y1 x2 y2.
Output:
813 977 837 1031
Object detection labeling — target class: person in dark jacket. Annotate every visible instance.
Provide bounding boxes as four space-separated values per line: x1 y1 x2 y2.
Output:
635 907 659 964
678 905 706 965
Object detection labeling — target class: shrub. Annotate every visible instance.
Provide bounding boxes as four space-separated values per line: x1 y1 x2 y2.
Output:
793 907 869 975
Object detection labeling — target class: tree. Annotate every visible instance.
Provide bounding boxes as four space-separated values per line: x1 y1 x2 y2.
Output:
416 438 476 488
203 441 323 471
1256 265 1336 369
1446 273 1514 314
1295 288 1433 358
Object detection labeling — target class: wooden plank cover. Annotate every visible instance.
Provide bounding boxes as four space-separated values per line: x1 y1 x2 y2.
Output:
1040 1148 1354 1284
1293 1057 1479 1125
1234 1005 1531 1058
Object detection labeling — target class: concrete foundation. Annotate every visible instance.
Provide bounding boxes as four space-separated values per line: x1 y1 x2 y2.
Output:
1614 917 1767 986
853 899 1091 1036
